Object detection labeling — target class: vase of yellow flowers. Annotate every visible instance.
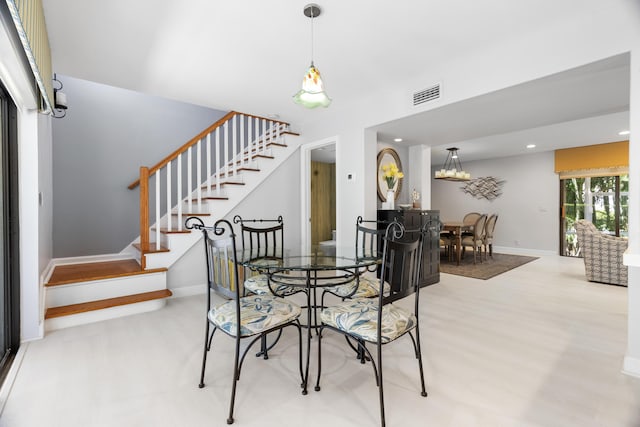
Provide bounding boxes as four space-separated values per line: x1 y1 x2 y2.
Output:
381 162 404 209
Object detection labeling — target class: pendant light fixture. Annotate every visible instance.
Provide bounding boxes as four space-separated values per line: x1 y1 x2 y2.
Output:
293 3 331 108
434 147 471 181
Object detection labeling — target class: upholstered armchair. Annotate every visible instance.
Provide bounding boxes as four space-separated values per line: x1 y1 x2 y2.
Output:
574 219 628 286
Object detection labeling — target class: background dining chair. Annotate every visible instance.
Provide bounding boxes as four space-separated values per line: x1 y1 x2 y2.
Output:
233 215 298 297
462 212 481 237
233 215 300 359
315 220 428 427
185 217 303 425
321 217 389 304
461 214 487 264
483 214 499 259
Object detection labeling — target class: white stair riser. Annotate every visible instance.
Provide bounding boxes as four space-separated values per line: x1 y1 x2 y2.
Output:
143 232 202 269
46 272 167 307
45 298 168 331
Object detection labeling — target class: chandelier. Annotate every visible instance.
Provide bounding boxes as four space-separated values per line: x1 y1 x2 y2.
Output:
434 147 471 181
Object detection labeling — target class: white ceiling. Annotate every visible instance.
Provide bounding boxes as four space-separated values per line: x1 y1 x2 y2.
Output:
41 1 632 166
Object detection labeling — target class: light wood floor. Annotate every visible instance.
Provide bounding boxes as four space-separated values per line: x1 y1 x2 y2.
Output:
2 254 639 426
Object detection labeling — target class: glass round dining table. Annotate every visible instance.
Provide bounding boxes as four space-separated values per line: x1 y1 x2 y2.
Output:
238 245 380 394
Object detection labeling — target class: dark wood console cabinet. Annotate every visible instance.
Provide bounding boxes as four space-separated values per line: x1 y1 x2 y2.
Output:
377 209 440 288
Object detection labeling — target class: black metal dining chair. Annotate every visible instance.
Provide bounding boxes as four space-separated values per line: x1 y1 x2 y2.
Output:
315 220 428 427
186 217 303 425
233 215 303 358
321 216 389 306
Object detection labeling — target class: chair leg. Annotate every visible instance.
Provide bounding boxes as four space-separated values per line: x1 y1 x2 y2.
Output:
377 342 386 427
199 321 211 388
412 328 428 398
314 326 323 392
227 337 242 425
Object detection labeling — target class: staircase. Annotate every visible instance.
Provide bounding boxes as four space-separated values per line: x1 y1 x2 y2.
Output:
44 112 300 331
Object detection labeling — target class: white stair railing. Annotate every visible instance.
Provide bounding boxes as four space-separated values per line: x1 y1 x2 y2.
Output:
128 111 291 268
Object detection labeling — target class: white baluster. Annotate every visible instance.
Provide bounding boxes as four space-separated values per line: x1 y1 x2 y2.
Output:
247 116 253 166
232 114 238 177
216 127 221 196
166 162 172 232
240 114 245 167
206 133 211 194
177 153 182 231
224 121 230 178
269 120 274 149
254 116 259 158
262 118 267 154
196 139 202 211
187 146 193 213
155 172 160 251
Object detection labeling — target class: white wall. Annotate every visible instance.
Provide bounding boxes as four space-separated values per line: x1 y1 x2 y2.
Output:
432 151 557 253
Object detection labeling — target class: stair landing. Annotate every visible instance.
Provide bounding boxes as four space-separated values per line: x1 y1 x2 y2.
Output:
46 259 166 286
45 259 171 331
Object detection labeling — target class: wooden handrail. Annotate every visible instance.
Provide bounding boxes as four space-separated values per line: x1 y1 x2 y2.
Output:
127 111 291 189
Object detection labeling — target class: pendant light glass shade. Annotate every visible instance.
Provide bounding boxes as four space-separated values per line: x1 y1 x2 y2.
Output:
293 62 331 108
294 3 331 108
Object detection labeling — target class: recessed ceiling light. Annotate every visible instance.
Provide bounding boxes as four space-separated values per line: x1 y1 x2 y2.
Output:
619 130 630 135
394 138 403 142
526 144 536 149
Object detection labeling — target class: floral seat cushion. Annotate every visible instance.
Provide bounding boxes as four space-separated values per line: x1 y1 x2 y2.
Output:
325 273 390 299
320 298 416 344
244 274 299 296
209 295 301 337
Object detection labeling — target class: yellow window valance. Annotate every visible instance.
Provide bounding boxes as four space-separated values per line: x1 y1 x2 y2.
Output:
554 141 629 177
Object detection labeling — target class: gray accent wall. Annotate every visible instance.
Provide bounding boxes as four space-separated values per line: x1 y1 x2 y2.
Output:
431 151 558 253
52 75 227 257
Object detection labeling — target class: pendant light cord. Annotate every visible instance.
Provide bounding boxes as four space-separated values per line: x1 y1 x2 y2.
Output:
310 8 315 65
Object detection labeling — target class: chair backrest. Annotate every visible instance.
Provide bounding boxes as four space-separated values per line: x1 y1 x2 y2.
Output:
473 214 488 240
463 212 481 227
379 221 424 305
355 216 386 261
485 214 498 239
233 215 284 260
186 217 240 302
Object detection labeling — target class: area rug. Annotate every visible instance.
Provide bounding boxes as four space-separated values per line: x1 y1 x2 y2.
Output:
439 252 539 280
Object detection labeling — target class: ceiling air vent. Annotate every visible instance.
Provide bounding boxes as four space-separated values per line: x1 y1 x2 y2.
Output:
413 83 440 106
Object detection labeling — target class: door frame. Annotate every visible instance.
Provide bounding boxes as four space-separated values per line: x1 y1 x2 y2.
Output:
300 137 337 250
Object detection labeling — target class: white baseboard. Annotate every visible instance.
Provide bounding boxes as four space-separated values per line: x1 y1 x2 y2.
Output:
492 246 556 257
50 253 135 267
169 284 206 298
622 355 640 378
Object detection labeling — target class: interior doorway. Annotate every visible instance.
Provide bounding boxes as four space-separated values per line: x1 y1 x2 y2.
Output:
300 139 336 250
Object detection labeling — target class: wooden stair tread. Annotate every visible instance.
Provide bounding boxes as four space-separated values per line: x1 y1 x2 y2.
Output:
132 243 170 254
46 260 168 286
45 289 172 319
191 196 228 201
200 181 245 190
153 228 192 234
171 212 211 216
